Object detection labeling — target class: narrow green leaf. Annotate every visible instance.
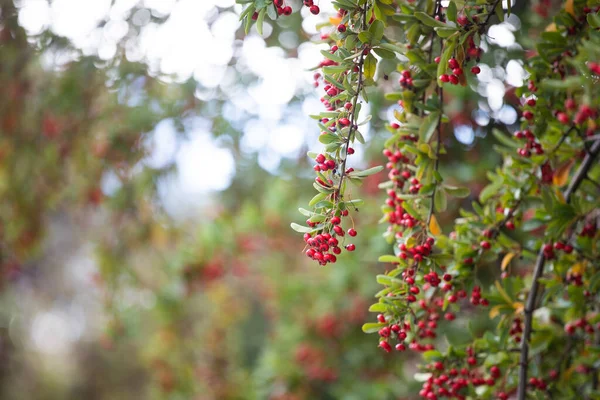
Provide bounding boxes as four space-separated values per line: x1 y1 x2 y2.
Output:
446 1 457 22
256 8 266 35
348 165 383 177
363 53 377 79
444 185 471 198
492 128 520 148
362 322 386 333
414 11 447 27
378 255 400 263
434 188 447 212
369 19 385 41
290 223 314 233
308 192 327 207
419 112 440 142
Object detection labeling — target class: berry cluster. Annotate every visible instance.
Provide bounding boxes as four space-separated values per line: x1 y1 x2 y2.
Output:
273 0 292 16
303 214 357 266
513 128 544 158
417 347 508 400
438 55 480 85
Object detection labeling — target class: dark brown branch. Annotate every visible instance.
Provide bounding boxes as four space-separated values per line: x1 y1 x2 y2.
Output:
517 138 600 400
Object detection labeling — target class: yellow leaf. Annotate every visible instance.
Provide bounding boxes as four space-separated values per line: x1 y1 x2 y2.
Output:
495 280 514 305
513 302 524 314
329 16 342 25
429 214 442 236
555 188 566 203
570 262 586 275
545 22 557 32
553 159 574 187
565 0 575 16
489 305 503 319
501 252 516 271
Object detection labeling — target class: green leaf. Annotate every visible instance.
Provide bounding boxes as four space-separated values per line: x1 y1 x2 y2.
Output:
354 130 365 144
540 76 584 90
290 223 313 233
256 8 266 35
479 178 503 203
492 128 519 148
434 188 447 212
444 185 470 198
423 350 443 362
349 165 383 177
419 112 440 142
414 11 447 28
378 42 404 54
373 47 396 59
446 1 457 22
308 192 327 207
320 50 343 63
495 0 504 22
369 19 385 41
588 12 600 28
362 322 386 333
318 133 340 144
358 31 373 44
368 303 387 312
363 53 377 79
435 27 458 38
378 255 400 263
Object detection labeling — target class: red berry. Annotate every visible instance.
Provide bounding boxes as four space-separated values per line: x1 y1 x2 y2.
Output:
348 228 357 237
309 5 320 14
527 98 537 107
557 112 570 125
379 341 392 353
448 58 459 69
345 244 356 251
449 74 459 85
439 74 450 83
471 66 481 74
339 117 350 126
347 147 355 155
480 240 491 250
337 24 346 33
377 313 386 323
282 6 292 15
331 216 341 225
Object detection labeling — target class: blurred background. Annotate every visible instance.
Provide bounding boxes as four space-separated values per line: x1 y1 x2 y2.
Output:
0 0 533 398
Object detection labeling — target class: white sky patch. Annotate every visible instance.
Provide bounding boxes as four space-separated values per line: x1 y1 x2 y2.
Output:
31 309 83 354
506 59 525 87
488 24 515 48
176 132 235 193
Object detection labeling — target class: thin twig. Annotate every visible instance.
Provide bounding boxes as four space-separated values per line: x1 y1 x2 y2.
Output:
335 6 369 201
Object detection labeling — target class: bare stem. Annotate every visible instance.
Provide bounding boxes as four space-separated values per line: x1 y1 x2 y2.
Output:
335 6 369 201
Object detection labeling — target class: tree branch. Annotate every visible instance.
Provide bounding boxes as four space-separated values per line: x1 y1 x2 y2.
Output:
517 138 600 400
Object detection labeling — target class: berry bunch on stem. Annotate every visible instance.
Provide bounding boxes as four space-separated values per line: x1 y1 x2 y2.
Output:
240 0 600 398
